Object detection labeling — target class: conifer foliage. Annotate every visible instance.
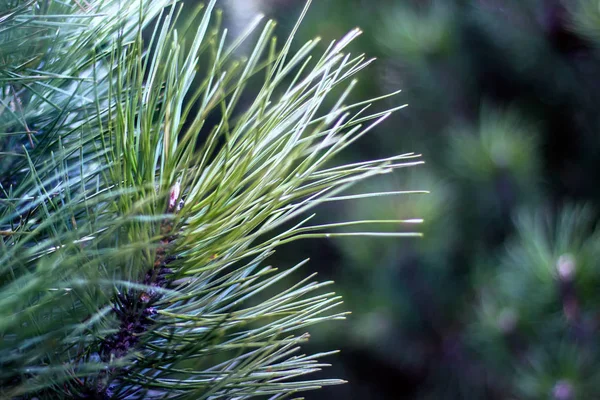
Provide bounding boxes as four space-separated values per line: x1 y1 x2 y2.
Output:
0 0 419 398
269 0 600 398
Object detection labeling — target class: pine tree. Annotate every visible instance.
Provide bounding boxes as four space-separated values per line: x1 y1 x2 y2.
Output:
258 0 600 399
0 0 420 398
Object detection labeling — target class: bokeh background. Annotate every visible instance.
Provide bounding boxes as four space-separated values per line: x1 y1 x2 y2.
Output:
220 0 600 398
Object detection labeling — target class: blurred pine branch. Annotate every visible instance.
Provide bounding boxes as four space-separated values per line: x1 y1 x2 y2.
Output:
257 0 600 399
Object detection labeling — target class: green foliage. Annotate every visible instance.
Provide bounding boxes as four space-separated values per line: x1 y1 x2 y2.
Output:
569 0 600 44
448 107 539 184
265 0 600 399
376 1 457 62
470 206 600 399
0 0 419 398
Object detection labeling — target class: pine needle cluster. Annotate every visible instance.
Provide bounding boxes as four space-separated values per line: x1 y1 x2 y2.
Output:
0 0 419 398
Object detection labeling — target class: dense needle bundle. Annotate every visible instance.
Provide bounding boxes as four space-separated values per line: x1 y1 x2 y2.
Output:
0 0 420 398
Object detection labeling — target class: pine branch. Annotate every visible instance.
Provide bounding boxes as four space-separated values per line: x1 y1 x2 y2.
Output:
0 0 421 398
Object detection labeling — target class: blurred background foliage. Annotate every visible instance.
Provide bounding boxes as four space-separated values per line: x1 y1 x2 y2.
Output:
199 0 600 398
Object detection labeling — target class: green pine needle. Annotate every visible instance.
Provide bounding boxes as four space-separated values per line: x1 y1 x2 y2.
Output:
0 0 422 398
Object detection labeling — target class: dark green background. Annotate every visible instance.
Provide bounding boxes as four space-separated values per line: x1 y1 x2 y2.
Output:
221 1 600 398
